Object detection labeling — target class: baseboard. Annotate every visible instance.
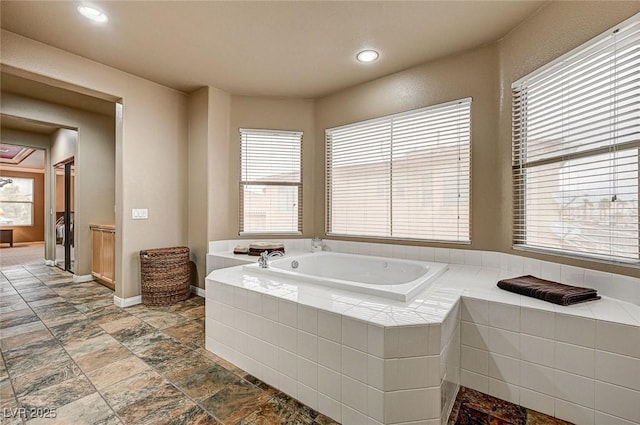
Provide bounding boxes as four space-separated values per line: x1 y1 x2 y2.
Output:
73 274 94 283
44 260 56 266
113 294 142 307
191 285 206 297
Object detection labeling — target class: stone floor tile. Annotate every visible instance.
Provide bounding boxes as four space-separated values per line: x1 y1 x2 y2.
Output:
27 392 121 425
49 318 106 345
155 349 216 379
11 360 83 398
3 339 69 377
17 375 95 412
162 319 204 347
0 308 39 330
239 397 314 425
134 309 191 330
199 379 273 424
172 363 241 401
134 338 195 367
86 356 151 391
0 328 53 351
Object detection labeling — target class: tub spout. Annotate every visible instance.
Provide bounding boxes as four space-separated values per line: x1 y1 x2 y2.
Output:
258 251 284 268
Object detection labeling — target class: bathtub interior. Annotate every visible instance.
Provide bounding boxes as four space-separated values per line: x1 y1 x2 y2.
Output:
242 251 449 302
268 252 429 285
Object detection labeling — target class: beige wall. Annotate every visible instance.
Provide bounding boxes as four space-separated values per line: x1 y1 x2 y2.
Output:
187 87 210 288
0 169 45 243
51 128 76 165
229 96 316 238
51 128 77 214
187 86 232 288
315 44 500 250
0 92 115 278
497 1 640 277
1 30 188 298
207 88 231 241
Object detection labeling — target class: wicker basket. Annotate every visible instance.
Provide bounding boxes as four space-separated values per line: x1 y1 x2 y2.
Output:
140 246 191 306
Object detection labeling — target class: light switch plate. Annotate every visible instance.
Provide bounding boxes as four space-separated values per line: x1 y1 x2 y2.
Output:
132 208 148 220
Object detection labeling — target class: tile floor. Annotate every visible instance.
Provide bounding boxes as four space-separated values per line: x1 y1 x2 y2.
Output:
1 264 574 425
447 387 573 425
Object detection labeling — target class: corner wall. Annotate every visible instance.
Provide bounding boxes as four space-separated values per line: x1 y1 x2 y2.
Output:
188 86 232 288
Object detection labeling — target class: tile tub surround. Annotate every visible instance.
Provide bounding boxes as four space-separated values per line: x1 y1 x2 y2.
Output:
207 239 640 308
206 241 640 425
205 267 463 425
459 296 640 425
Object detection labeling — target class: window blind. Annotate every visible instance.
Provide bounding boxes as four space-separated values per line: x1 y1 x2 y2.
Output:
239 128 302 234
326 98 472 242
512 14 640 263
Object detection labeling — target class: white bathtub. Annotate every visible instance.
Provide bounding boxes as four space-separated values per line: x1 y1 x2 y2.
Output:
242 251 448 301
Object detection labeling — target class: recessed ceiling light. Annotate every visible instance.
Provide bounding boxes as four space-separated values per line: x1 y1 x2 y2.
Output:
77 5 108 23
356 50 379 63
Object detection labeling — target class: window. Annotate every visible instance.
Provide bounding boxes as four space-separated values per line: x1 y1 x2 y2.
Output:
0 177 34 226
240 128 302 234
512 15 640 264
326 98 472 242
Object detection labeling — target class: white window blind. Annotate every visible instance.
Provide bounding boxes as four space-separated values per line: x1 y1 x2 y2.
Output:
326 98 472 242
512 14 640 264
240 128 302 234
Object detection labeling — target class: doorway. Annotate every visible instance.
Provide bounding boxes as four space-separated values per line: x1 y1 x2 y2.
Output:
54 159 74 272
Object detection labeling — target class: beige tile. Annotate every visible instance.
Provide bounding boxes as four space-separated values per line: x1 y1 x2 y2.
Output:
0 328 53 351
27 392 119 425
86 356 151 390
12 360 82 398
99 315 147 334
18 376 95 413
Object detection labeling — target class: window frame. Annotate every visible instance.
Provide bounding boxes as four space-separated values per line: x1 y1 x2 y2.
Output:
239 128 303 236
325 98 472 243
0 176 35 227
511 14 640 266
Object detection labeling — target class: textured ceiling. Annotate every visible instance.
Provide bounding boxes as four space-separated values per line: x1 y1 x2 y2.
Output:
0 1 546 98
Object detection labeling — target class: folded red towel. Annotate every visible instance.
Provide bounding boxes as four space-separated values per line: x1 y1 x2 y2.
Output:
497 275 600 306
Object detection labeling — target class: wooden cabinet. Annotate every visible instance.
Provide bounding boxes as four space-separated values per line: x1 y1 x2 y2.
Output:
90 224 115 290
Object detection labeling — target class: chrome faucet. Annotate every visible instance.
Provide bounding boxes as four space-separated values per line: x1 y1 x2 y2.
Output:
258 251 284 268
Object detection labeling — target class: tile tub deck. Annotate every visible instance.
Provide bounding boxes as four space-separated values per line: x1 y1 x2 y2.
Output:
205 250 640 425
